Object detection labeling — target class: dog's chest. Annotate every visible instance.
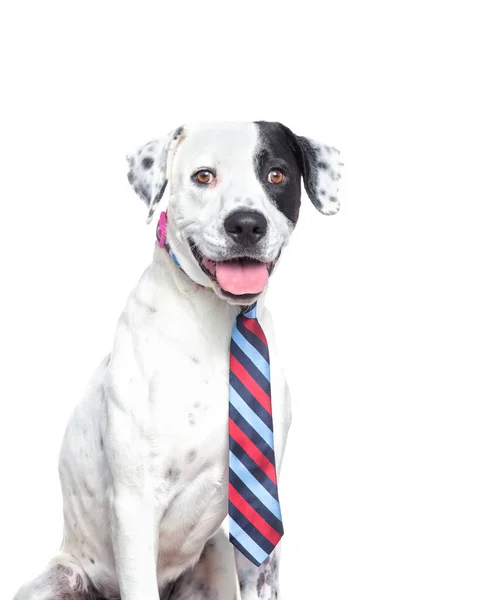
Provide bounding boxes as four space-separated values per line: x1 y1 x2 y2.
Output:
149 348 230 461
146 350 231 568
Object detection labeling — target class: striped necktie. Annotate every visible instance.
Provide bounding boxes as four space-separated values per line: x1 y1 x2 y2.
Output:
228 304 284 566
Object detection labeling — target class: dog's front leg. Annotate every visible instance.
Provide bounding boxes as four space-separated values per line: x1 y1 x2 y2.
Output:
105 369 161 600
110 490 160 600
235 548 280 600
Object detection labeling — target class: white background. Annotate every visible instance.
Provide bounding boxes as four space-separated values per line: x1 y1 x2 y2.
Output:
1 1 484 598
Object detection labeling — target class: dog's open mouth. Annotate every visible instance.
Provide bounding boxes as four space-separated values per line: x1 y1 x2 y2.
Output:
190 243 277 300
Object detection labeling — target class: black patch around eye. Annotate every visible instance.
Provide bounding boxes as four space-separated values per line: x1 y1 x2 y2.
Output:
142 156 154 170
253 121 302 224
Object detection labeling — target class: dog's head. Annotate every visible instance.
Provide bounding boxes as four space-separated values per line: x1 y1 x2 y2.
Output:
127 122 342 305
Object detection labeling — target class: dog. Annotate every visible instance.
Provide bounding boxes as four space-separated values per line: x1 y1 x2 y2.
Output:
14 121 342 600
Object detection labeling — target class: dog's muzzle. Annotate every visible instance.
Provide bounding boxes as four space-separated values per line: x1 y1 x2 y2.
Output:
157 210 279 304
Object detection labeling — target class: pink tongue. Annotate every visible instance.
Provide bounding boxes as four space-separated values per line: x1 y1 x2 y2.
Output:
215 260 269 295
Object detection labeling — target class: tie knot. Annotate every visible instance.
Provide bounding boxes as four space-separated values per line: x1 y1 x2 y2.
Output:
240 304 257 320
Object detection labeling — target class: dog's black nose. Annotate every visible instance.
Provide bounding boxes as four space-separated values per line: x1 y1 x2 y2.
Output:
224 210 268 245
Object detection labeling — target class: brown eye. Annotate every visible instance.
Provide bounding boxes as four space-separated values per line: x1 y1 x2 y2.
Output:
194 170 215 184
268 169 284 184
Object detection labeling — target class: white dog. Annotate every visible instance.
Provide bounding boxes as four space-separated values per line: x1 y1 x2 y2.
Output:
14 121 342 600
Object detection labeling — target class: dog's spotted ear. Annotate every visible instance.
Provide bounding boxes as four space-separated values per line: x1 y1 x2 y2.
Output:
126 127 184 223
295 136 343 215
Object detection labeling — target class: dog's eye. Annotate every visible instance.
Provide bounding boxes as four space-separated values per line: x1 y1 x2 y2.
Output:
194 170 215 185
268 169 285 184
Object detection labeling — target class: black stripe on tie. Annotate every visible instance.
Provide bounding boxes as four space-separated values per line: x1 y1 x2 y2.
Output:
230 340 271 394
230 533 261 566
229 468 284 535
230 371 273 429
237 318 270 363
229 502 275 555
230 438 279 500
229 403 275 459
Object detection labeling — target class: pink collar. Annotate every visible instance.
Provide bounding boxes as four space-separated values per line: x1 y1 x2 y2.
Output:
156 210 183 269
155 210 169 248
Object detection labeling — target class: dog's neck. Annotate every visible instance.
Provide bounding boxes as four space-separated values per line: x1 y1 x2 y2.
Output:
149 243 262 337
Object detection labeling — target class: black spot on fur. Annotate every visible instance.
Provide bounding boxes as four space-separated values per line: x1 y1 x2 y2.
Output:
136 296 157 314
188 413 196 425
318 161 329 170
320 189 326 196
187 449 197 463
165 466 181 482
99 436 104 450
239 577 247 592
190 356 200 364
90 558 95 564
173 125 184 140
257 572 265 596
142 156 154 170
137 184 151 203
329 196 338 202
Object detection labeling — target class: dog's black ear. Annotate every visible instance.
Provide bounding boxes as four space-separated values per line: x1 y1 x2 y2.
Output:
294 134 343 215
126 126 184 223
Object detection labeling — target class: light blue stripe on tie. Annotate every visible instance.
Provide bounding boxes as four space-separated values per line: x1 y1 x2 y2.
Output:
230 453 282 519
231 328 270 380
230 385 274 448
229 517 268 564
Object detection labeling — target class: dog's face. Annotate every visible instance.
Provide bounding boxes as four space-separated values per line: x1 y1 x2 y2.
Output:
127 121 342 305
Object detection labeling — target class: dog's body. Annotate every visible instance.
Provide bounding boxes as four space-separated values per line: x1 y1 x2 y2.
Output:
14 122 341 600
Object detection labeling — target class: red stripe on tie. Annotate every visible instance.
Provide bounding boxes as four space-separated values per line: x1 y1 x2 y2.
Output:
230 355 271 414
229 419 277 484
229 483 282 546
242 317 267 344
